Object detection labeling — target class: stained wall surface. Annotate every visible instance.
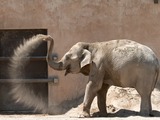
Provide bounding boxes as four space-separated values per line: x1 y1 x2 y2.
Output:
1 0 160 114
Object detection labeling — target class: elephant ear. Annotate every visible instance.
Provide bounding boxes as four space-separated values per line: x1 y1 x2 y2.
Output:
80 49 92 68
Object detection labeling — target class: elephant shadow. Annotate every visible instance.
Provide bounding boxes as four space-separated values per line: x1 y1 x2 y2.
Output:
93 109 160 117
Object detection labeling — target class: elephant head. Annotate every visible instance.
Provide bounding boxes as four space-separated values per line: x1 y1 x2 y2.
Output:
45 37 92 76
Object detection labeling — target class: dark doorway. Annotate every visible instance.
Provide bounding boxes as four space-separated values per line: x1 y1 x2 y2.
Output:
0 29 48 113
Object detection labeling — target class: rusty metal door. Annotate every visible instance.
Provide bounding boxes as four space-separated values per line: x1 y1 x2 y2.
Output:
0 29 48 113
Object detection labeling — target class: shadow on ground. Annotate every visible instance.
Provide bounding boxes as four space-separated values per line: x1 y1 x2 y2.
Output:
93 109 160 117
48 95 84 115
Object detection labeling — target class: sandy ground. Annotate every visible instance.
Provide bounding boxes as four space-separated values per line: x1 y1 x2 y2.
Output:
1 86 160 120
0 115 160 120
65 86 160 118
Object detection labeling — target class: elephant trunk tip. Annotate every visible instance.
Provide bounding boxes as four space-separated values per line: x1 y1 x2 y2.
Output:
48 61 64 71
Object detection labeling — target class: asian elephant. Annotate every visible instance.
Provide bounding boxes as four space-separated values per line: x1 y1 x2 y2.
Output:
43 35 159 117
43 35 160 116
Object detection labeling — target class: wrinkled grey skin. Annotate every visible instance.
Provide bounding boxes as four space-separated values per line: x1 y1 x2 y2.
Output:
44 36 159 117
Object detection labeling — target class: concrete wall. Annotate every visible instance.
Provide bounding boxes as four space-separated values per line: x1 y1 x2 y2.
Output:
1 0 160 114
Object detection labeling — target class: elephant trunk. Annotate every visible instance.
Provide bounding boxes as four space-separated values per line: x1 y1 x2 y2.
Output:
47 38 65 70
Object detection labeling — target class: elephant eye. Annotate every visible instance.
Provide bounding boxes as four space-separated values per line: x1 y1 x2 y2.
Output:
65 55 70 60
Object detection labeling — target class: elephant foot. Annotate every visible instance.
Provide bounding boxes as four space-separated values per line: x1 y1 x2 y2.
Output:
149 113 154 117
92 111 108 117
140 110 152 117
78 111 90 118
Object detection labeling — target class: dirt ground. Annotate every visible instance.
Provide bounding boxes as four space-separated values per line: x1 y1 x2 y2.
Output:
65 86 160 118
1 86 160 120
0 115 159 120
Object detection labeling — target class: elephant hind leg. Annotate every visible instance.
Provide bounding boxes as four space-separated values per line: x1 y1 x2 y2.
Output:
135 68 156 116
136 80 153 116
139 93 152 116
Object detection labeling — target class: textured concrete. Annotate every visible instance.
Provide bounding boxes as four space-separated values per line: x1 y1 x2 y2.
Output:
1 0 160 114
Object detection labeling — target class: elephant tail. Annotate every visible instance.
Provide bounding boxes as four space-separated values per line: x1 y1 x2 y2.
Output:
155 59 160 90
8 34 48 113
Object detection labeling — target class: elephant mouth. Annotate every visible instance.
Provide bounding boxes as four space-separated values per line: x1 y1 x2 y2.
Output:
65 65 71 76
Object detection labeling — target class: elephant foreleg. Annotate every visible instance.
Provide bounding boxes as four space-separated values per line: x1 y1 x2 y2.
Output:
79 63 104 117
96 83 109 117
80 81 100 117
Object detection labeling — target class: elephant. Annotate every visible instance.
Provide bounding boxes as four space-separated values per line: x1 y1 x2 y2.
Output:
44 35 159 117
43 36 159 117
